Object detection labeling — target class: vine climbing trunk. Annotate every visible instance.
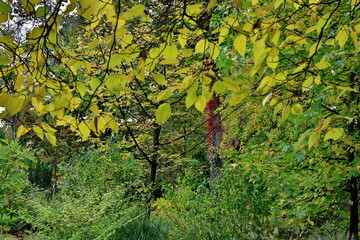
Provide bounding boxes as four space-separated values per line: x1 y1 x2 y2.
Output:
206 93 223 180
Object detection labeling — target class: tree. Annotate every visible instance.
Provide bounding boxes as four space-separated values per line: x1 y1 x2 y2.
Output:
0 0 359 235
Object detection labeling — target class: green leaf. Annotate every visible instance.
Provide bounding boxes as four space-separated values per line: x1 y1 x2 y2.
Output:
156 103 171 123
35 6 49 18
0 1 11 13
0 57 10 65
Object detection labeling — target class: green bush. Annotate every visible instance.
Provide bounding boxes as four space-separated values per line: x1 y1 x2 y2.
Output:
155 164 278 240
22 143 157 239
0 140 35 233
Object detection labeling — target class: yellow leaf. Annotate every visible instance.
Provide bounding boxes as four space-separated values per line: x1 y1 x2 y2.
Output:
157 89 172 102
45 133 57 146
108 54 124 68
105 75 127 95
209 42 220 59
351 0 360 10
234 34 247 56
335 27 348 48
233 0 242 9
0 13 8 24
224 78 240 92
308 43 317 57
267 55 279 69
64 2 76 15
350 31 358 48
308 129 320 149
256 76 275 95
14 75 24 90
273 102 283 117
163 44 178 60
314 75 321 84
271 30 281 45
281 105 291 122
178 34 187 48
121 34 133 48
229 90 248 106
76 82 87 97
207 0 217 10
156 103 171 123
270 98 278 106
302 76 313 92
253 38 266 66
321 117 331 130
315 60 330 70
291 104 303 115
154 73 167 85
186 91 197 109
5 95 25 116
293 63 306 74
297 131 309 146
186 3 203 16
0 93 10 106
195 95 206 112
42 123 57 133
78 121 91 140
324 128 343 141
104 115 119 134
16 125 30 138
195 39 209 54
181 48 193 57
33 125 44 140
274 0 282 9
218 27 229 45
213 81 226 94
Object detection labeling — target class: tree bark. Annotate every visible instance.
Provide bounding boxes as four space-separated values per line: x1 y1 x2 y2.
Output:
149 123 161 199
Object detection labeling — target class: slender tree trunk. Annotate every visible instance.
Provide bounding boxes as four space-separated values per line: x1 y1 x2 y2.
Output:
206 94 223 180
149 123 161 200
348 72 359 239
349 175 359 239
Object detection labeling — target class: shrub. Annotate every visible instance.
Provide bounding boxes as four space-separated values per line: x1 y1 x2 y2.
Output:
22 143 152 239
0 140 35 233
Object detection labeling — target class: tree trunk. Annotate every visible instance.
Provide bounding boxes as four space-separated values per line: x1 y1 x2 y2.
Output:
349 176 359 239
348 72 359 239
206 94 223 180
149 123 161 200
